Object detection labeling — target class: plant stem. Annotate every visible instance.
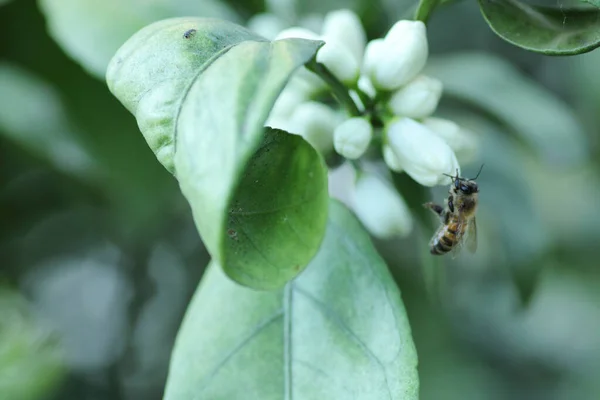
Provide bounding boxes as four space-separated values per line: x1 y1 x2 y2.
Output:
414 0 441 23
307 61 361 117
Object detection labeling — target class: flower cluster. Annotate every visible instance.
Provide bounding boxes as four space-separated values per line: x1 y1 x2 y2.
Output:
252 9 479 239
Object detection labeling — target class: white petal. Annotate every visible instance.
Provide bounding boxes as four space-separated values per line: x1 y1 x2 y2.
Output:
372 20 428 90
289 101 341 153
321 9 367 64
362 39 386 78
383 144 403 172
333 117 373 159
386 117 459 186
352 172 413 238
317 39 359 85
388 75 442 118
275 27 320 40
423 117 479 164
247 13 286 40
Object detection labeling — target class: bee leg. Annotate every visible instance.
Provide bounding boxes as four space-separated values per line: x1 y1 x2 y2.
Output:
423 202 444 218
447 195 454 213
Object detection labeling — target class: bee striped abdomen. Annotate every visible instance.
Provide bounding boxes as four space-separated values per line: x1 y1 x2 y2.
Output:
430 220 460 255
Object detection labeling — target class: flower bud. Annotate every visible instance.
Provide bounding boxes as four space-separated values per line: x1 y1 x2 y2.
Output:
352 172 413 238
333 117 373 159
362 39 385 80
317 39 359 85
321 9 366 64
247 13 286 40
265 87 307 132
382 144 403 172
289 101 341 154
388 75 442 118
423 117 479 163
386 117 459 186
358 75 376 98
366 20 428 90
275 27 320 40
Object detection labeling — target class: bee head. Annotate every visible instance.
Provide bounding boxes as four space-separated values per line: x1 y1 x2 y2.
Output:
454 178 478 195
446 164 484 195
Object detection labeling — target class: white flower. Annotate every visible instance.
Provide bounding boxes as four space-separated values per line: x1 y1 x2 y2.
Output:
321 9 367 65
316 38 359 85
352 172 413 238
275 27 320 41
247 13 286 40
422 117 479 163
388 75 442 118
333 117 373 159
364 20 428 90
289 101 341 153
362 39 385 82
382 144 403 172
276 11 366 86
386 117 459 186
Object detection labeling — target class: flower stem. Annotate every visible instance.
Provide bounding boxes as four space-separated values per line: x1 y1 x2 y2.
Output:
307 61 361 117
414 0 441 23
353 86 374 111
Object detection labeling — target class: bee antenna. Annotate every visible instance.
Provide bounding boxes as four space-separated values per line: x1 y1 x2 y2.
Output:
442 172 454 178
470 164 485 180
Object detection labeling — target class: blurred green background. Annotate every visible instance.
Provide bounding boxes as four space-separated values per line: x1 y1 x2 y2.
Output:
2 0 600 399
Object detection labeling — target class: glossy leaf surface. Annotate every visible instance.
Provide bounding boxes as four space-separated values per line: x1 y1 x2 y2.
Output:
478 0 600 55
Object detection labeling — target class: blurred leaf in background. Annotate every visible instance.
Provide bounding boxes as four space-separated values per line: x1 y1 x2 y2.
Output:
38 0 241 78
0 288 65 400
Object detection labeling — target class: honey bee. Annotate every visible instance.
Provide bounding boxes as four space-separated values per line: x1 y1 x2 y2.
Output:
423 165 483 257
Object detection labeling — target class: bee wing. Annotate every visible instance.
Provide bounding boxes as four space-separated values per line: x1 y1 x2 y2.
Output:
465 217 478 254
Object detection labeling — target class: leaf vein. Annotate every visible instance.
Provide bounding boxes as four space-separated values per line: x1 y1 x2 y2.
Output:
195 310 284 395
294 286 393 400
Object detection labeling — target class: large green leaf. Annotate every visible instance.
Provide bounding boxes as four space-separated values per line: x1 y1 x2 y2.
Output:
38 0 239 78
107 18 328 288
164 199 419 400
425 52 588 166
477 0 600 55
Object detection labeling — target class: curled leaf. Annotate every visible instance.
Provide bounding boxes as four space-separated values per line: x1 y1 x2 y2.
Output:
107 18 328 288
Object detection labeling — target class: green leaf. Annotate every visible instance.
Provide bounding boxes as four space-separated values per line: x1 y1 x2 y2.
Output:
223 128 328 289
38 0 240 78
164 199 419 400
477 0 600 55
425 52 588 166
107 18 327 288
581 0 600 8
107 17 267 173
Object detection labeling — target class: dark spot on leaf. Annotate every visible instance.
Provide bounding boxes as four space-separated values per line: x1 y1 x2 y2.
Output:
183 29 197 39
227 229 238 241
294 264 301 271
